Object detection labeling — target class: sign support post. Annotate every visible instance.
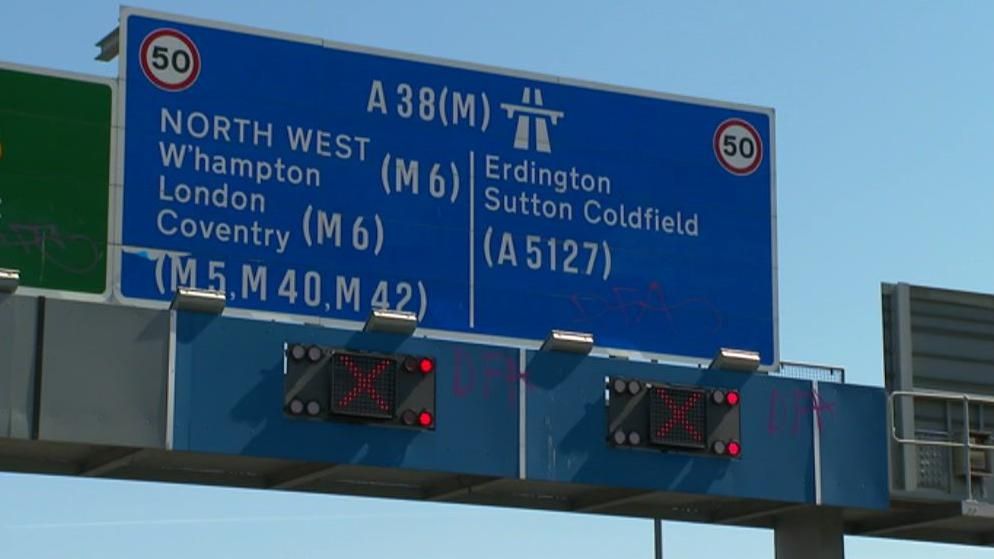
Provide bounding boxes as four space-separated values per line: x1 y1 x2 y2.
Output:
774 509 844 559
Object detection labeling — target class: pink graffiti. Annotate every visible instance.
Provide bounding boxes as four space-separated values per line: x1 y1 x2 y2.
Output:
452 347 525 408
768 388 836 436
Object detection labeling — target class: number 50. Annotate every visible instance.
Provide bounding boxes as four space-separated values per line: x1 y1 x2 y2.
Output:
722 134 756 158
151 45 192 73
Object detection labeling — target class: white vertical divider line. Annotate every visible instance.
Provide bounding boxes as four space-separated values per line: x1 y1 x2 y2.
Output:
519 348 527 479
469 150 475 329
812 379 822 505
166 310 177 450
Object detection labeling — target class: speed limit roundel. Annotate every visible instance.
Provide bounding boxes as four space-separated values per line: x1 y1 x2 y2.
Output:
139 28 201 91
713 118 763 176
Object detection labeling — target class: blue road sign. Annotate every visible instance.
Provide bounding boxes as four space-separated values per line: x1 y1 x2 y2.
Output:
119 9 778 364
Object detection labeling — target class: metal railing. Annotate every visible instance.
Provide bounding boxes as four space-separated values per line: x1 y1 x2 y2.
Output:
772 361 846 384
889 390 994 501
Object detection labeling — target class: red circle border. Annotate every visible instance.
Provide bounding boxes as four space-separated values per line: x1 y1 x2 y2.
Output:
139 28 201 92
713 118 764 176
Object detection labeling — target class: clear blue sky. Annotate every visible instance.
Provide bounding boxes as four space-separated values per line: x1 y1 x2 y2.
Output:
1 1 993 557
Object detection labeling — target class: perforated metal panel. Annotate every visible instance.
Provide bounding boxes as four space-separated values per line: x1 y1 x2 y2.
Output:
916 430 951 491
774 361 845 384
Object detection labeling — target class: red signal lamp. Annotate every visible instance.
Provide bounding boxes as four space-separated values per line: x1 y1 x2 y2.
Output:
727 440 742 457
726 391 740 406
419 357 435 374
418 410 434 427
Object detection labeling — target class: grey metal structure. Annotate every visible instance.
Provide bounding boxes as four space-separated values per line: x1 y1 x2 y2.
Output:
37 300 169 446
0 289 993 556
879 282 994 543
0 294 37 439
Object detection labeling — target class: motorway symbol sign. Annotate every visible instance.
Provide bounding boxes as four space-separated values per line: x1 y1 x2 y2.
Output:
118 9 778 365
0 64 113 294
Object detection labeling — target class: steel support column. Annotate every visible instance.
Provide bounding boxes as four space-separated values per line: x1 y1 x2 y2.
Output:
775 508 844 559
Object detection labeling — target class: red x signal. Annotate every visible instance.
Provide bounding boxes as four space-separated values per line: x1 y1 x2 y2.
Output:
655 389 703 442
337 355 393 412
